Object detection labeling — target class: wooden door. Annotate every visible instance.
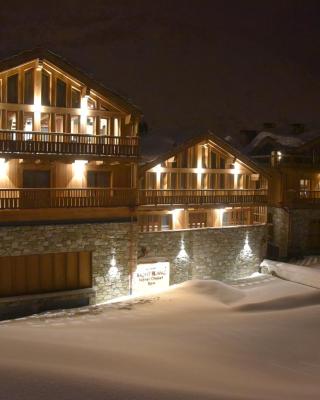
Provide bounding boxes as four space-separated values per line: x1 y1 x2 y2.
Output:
0 251 92 297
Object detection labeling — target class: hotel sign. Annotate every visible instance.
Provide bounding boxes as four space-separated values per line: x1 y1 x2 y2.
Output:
132 262 170 295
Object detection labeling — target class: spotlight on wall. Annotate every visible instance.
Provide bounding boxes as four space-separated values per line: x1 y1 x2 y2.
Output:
177 237 189 260
108 254 119 278
239 232 253 259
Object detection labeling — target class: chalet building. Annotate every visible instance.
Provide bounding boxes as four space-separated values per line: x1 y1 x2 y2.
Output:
246 130 320 258
0 49 269 318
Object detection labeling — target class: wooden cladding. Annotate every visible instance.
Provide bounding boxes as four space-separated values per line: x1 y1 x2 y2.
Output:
0 251 92 298
0 188 135 209
0 130 139 157
139 189 268 206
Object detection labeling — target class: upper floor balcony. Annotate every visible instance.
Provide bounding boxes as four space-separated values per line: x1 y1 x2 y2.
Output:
0 188 268 211
0 130 139 159
138 189 268 207
284 190 320 207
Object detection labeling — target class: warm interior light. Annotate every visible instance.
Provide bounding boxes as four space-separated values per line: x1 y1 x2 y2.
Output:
0 158 8 180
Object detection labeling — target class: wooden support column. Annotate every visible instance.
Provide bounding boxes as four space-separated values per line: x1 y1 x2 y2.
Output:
80 87 89 134
34 60 42 131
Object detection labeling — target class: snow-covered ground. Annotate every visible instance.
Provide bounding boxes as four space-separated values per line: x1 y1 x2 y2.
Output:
0 277 319 400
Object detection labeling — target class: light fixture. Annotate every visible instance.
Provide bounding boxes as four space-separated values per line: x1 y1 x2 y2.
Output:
177 237 189 260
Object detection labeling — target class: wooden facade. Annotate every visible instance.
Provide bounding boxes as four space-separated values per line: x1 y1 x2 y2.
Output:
0 49 269 230
0 49 141 223
138 135 268 231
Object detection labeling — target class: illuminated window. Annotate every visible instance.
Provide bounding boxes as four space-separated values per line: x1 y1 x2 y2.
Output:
114 118 120 136
7 111 17 130
41 113 50 133
56 78 66 107
7 74 18 103
24 113 33 131
87 97 96 109
87 116 95 135
24 69 34 104
71 88 80 108
100 118 109 135
41 70 51 106
71 115 80 134
55 114 65 133
300 179 310 190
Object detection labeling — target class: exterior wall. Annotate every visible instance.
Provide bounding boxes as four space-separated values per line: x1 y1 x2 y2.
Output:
0 221 138 304
269 207 290 258
138 225 268 284
289 209 320 255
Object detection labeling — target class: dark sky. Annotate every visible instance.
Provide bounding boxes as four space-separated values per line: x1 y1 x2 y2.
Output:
1 0 320 147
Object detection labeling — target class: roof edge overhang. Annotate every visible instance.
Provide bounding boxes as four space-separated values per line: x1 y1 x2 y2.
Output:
140 130 270 177
0 48 142 116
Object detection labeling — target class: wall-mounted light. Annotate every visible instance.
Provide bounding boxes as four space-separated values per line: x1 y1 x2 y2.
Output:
177 236 189 260
73 159 88 179
239 232 253 259
108 253 120 278
152 164 163 173
0 158 8 179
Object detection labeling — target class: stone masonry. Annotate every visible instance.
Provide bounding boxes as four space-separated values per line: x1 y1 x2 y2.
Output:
0 221 138 303
138 225 268 285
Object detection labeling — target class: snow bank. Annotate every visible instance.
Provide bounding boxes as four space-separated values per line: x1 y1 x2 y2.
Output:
261 259 320 288
0 278 319 400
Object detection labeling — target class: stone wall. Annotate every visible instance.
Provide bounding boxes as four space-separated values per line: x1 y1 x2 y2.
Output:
269 207 320 257
138 225 268 285
0 221 138 303
269 207 290 258
289 209 320 255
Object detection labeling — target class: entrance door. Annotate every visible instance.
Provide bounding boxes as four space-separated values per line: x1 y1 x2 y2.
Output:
22 170 51 208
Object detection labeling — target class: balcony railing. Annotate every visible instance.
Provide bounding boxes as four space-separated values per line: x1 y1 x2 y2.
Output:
138 189 268 206
0 188 135 209
286 190 320 205
0 188 268 210
251 154 320 168
0 130 139 157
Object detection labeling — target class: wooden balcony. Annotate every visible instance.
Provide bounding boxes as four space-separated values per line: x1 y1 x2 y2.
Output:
138 189 268 206
0 130 139 158
0 188 135 209
285 190 320 207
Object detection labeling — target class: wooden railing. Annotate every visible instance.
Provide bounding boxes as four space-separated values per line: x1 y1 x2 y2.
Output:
138 189 268 206
0 188 268 210
251 154 320 168
0 188 135 209
0 130 139 157
286 190 320 205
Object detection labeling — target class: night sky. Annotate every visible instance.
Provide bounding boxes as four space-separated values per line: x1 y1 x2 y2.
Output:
1 0 320 151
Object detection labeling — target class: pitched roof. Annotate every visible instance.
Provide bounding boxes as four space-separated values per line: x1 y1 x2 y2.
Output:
140 130 268 177
0 48 142 115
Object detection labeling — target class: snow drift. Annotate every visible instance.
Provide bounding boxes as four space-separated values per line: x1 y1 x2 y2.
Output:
261 259 320 288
